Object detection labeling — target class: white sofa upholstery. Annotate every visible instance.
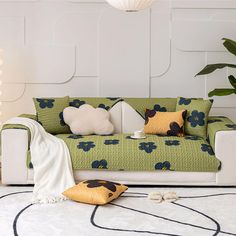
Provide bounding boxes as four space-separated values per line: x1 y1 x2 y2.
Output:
1 101 236 186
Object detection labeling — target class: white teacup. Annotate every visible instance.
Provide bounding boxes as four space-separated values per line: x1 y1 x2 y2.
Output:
133 130 145 139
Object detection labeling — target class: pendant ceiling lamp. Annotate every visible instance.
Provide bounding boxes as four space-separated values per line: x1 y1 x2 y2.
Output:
106 0 154 12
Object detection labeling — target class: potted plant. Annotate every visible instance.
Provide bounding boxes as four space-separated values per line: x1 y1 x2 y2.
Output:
196 38 236 97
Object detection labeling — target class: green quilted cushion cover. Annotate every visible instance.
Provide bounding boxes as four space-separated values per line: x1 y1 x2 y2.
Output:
207 116 236 151
27 134 220 172
69 97 122 110
176 97 213 139
33 96 70 134
123 98 177 118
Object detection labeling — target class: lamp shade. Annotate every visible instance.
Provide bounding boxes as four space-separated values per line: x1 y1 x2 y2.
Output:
106 0 154 12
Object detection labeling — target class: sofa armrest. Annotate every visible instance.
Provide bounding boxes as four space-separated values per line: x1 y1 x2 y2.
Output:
1 129 29 184
207 116 236 185
207 116 236 151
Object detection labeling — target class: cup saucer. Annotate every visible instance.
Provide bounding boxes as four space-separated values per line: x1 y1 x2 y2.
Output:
130 135 146 139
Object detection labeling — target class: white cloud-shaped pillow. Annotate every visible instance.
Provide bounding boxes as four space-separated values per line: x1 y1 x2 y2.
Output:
63 104 114 135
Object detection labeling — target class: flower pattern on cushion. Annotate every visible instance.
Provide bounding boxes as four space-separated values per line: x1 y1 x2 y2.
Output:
225 124 236 129
59 112 66 126
208 119 223 124
139 142 157 153
36 98 55 109
67 134 84 139
84 179 120 192
92 160 108 169
145 109 156 125
165 140 180 146
69 99 85 108
98 104 110 110
178 97 192 106
201 144 214 156
153 104 167 112
77 141 95 152
155 161 173 171
29 162 33 169
187 110 205 127
185 136 201 141
167 122 184 137
104 140 119 145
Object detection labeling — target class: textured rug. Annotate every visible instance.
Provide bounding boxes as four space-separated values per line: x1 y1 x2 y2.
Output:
0 186 236 236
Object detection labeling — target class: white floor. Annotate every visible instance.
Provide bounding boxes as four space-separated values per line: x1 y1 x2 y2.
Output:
0 186 236 236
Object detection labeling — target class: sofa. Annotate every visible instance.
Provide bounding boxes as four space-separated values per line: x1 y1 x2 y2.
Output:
1 97 236 186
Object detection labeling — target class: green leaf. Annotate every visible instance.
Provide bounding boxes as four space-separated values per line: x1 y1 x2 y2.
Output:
208 88 236 97
196 63 236 76
228 75 236 89
222 38 236 57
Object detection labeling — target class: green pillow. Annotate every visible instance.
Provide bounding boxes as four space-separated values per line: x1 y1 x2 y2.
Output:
176 97 213 139
33 96 70 134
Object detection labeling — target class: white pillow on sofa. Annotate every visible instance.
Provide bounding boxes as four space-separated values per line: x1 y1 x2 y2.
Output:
63 104 114 135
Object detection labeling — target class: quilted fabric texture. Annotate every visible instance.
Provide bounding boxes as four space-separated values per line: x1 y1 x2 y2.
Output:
207 116 236 151
144 109 187 137
21 133 220 172
123 98 177 118
176 97 213 139
63 180 128 205
33 96 70 134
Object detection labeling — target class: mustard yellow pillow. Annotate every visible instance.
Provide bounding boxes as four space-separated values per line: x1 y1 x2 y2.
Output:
144 109 187 136
63 180 128 205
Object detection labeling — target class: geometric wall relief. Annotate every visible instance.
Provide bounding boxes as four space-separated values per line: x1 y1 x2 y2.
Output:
0 84 25 102
0 17 24 44
54 10 103 77
151 0 171 77
1 77 98 123
99 8 150 97
172 19 236 52
171 0 236 9
1 44 76 84
205 52 236 108
151 49 206 98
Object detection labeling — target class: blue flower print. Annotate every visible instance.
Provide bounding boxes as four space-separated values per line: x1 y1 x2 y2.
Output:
36 98 55 109
225 124 236 129
59 112 66 126
69 99 85 108
139 142 157 154
92 159 108 169
187 110 205 127
178 97 192 106
155 161 173 171
29 162 33 169
165 140 180 146
201 144 214 156
185 136 201 141
153 104 167 112
67 134 84 139
98 104 110 110
104 140 119 145
208 119 222 124
77 141 95 152
106 97 120 101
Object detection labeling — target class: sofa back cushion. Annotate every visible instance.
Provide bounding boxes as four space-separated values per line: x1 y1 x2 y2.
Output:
33 96 71 134
176 97 213 139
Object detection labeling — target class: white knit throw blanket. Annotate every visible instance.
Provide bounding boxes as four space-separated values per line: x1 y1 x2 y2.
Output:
4 117 75 204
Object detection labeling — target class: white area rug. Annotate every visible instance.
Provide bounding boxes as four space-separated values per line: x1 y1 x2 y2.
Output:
0 186 236 236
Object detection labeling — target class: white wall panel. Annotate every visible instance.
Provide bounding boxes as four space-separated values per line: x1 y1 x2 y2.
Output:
173 19 236 52
0 17 24 44
2 44 76 84
0 0 236 124
151 49 206 98
54 11 102 76
151 0 171 77
99 8 150 97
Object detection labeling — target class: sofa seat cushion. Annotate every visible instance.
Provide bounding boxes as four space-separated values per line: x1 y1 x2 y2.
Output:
47 134 220 173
